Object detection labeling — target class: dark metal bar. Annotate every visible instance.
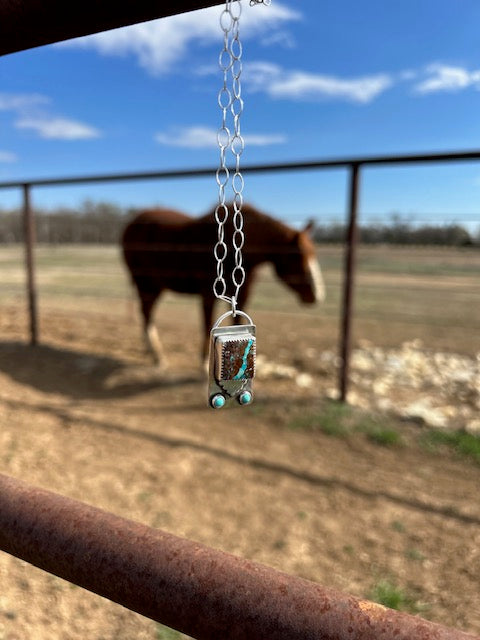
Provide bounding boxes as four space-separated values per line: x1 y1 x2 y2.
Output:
2 146 479 375
0 1 225 57
0 473 477 640
339 164 360 402
22 183 38 346
2 149 480 190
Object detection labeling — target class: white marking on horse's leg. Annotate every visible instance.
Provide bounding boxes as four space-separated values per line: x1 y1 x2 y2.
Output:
203 355 210 375
145 322 167 368
308 257 326 302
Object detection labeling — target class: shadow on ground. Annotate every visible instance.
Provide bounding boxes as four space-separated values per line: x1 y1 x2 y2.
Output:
0 340 202 400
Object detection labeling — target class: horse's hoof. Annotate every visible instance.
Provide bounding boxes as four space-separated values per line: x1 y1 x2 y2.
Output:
153 358 168 371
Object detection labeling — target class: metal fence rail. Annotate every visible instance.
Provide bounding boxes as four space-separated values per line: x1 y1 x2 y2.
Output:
0 472 477 640
1 148 480 400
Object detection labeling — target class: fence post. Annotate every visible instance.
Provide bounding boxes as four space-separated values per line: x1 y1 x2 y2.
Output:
339 163 361 402
22 183 38 346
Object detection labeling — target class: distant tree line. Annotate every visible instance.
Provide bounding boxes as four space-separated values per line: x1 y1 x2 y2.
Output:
312 214 479 247
0 202 478 246
0 201 132 244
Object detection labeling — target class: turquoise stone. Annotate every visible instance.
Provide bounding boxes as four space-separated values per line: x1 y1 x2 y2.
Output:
216 335 255 381
238 391 252 406
211 393 226 409
233 339 254 380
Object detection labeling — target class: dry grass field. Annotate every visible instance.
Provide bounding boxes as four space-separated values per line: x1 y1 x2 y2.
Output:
0 243 479 639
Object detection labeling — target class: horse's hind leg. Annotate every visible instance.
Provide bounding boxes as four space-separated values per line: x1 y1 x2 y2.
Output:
139 290 167 368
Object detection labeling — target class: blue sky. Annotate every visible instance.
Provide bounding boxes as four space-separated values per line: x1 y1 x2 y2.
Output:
1 0 480 231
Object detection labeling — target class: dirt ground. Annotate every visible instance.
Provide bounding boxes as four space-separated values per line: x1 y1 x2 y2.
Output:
0 302 479 639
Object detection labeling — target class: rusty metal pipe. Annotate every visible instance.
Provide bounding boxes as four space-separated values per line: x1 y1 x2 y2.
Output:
0 473 477 640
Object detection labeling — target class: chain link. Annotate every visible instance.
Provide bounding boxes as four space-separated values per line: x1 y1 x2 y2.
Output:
213 0 246 312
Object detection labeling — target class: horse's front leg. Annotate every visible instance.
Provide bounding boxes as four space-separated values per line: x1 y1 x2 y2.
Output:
201 294 215 365
140 290 167 368
233 276 252 325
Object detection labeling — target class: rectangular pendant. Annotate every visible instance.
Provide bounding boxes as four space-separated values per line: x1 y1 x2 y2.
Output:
208 323 256 409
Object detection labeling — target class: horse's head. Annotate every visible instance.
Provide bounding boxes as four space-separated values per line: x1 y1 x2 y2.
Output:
273 221 325 304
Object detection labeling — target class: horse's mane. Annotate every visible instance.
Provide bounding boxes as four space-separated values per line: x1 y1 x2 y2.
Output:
200 203 298 243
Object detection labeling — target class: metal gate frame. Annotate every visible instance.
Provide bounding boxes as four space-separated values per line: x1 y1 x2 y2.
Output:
1 3 479 637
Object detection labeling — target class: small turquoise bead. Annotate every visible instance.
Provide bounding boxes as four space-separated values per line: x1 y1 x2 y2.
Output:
211 394 226 409
238 390 252 406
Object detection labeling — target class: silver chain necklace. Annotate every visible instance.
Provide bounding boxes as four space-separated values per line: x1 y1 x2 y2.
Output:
213 0 246 311
208 0 269 409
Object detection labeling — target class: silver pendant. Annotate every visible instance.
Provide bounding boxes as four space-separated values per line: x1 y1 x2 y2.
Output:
208 311 256 409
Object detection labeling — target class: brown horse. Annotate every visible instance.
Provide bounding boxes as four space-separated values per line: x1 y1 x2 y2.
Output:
121 203 325 366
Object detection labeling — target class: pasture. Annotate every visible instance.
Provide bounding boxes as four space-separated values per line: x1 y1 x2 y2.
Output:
0 243 479 639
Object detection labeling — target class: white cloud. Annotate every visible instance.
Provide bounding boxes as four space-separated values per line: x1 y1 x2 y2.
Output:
58 3 300 75
261 30 296 49
0 150 17 162
155 125 286 148
243 132 287 145
156 126 217 148
414 64 480 94
0 91 101 141
244 62 392 103
399 69 418 82
0 93 50 112
16 116 101 140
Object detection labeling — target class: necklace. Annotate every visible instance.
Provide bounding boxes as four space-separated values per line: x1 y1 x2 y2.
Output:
208 0 269 409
